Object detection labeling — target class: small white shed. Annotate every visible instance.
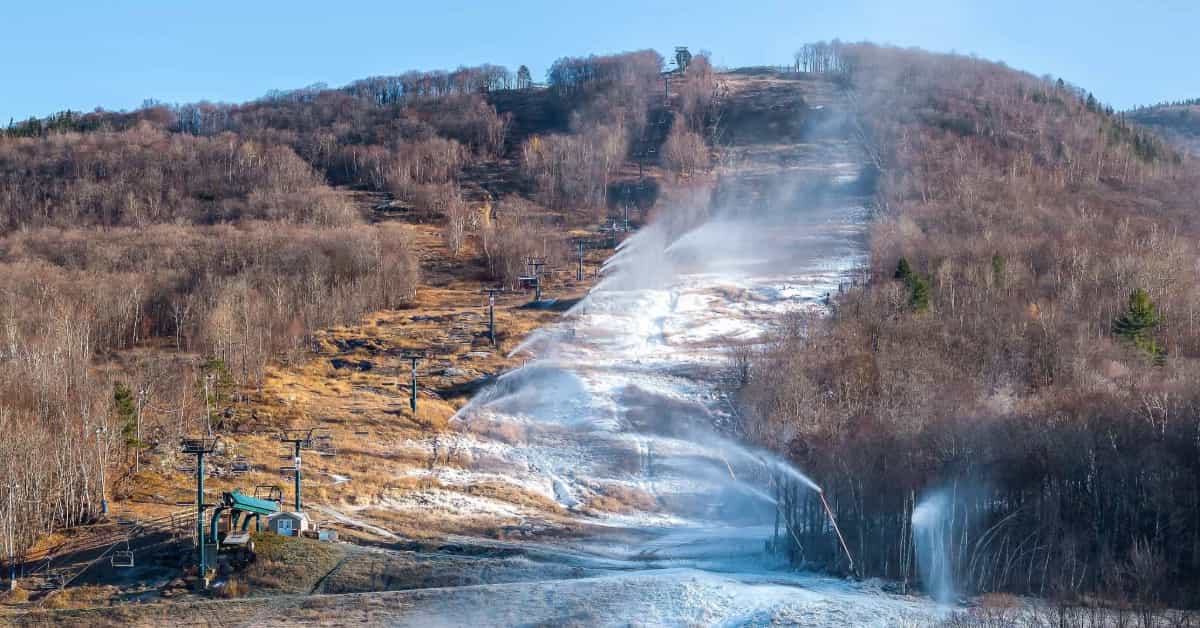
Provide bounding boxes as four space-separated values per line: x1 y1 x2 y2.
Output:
266 511 311 536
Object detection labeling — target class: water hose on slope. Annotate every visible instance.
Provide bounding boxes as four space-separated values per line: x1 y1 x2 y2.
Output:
819 489 856 575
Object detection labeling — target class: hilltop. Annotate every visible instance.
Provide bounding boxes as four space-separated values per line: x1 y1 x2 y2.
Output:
1128 99 1200 154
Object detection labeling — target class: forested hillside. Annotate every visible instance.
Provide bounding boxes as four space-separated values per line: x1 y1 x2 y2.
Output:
738 44 1200 607
0 51 716 570
1129 98 1200 154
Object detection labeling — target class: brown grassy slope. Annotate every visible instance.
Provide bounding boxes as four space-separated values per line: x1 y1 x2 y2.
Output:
108 216 611 537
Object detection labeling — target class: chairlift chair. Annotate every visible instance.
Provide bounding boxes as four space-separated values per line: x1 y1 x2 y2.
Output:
253 485 283 502
111 540 134 568
111 550 134 568
314 433 336 457
230 457 252 475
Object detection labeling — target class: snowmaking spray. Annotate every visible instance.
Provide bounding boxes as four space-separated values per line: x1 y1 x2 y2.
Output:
912 490 955 604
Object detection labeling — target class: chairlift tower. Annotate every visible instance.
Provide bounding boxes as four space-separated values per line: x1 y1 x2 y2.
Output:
400 352 424 413
480 288 507 345
180 436 220 579
278 428 334 513
674 46 692 74
523 257 548 302
576 240 587 281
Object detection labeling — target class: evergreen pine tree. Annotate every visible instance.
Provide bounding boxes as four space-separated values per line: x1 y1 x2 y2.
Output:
909 276 931 312
991 254 1006 287
893 257 930 312
114 382 141 449
1112 288 1165 364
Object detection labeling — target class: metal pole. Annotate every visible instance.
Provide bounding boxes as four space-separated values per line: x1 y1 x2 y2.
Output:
294 441 302 512
488 294 496 345
135 389 144 473
196 453 205 577
96 426 107 517
6 487 14 590
577 241 584 281
410 357 418 413
203 375 213 437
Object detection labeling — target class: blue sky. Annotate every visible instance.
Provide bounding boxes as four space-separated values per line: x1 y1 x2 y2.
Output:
2 0 1195 123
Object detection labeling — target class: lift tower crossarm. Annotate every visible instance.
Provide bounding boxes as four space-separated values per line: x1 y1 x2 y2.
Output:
276 428 334 514
523 257 548 303
479 288 507 345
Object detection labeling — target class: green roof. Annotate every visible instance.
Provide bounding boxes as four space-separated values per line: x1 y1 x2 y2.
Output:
225 490 280 515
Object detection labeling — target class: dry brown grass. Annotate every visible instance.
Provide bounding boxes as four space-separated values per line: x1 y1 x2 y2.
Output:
581 482 659 514
240 533 345 596
465 418 526 445
0 586 30 605
76 212 613 578
212 577 247 599
40 585 118 610
466 481 563 513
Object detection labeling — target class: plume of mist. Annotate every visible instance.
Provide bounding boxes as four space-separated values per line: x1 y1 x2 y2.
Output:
912 482 990 606
912 489 956 605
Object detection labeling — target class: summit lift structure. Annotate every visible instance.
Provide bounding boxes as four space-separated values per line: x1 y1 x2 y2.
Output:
207 489 280 554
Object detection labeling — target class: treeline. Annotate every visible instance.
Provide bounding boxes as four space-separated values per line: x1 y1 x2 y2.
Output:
1127 100 1200 156
1 50 714 222
0 125 353 230
737 43 1200 609
522 49 716 210
792 41 852 74
1128 97 1200 112
342 64 522 105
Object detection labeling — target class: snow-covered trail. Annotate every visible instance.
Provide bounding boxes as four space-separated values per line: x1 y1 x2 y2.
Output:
373 173 948 625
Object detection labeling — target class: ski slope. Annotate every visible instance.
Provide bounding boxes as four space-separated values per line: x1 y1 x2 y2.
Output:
363 187 948 625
